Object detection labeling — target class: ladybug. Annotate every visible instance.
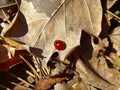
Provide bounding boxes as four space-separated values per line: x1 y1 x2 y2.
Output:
54 40 66 51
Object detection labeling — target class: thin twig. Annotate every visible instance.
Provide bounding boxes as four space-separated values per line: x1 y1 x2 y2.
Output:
107 10 120 23
32 55 49 77
9 82 34 90
1 9 11 24
20 55 40 79
0 3 17 9
32 55 41 72
7 72 34 88
26 70 35 78
19 66 35 78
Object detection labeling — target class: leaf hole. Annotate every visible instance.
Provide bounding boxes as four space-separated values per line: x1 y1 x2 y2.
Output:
93 38 99 44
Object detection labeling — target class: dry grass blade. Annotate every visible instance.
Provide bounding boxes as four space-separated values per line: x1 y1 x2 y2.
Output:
1 9 11 24
32 55 49 77
0 3 17 9
21 67 35 78
105 55 115 64
38 67 48 77
10 82 34 90
7 72 34 88
32 55 42 72
107 10 120 23
0 84 11 90
20 55 40 79
26 70 35 78
20 66 35 78
32 55 41 66
42 67 49 76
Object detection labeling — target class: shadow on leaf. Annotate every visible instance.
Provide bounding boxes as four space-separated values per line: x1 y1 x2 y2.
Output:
4 11 28 37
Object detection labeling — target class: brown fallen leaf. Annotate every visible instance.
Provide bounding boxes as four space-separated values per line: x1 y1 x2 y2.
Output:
77 31 119 89
54 83 72 90
31 0 63 17
13 86 26 90
0 58 23 72
0 37 30 58
94 56 120 88
2 37 30 50
35 73 67 90
64 39 117 89
76 59 117 90
67 73 93 90
109 26 120 55
0 45 8 60
34 0 102 66
4 0 49 46
1 1 119 90
107 0 117 9
65 0 102 37
108 53 120 70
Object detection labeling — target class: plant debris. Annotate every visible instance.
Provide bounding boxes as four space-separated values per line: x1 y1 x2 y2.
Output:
0 0 120 90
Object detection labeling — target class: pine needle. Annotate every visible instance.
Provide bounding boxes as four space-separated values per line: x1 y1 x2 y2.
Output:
20 67 35 78
32 55 50 77
7 72 34 88
20 55 40 79
10 82 34 90
1 9 11 24
26 70 35 78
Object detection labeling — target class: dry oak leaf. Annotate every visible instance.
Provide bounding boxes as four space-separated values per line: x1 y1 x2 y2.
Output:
76 59 118 90
107 0 118 9
35 73 67 90
4 0 63 47
95 56 120 88
31 0 63 17
77 33 119 89
109 53 120 70
3 0 49 47
110 26 120 55
54 83 72 90
34 0 102 63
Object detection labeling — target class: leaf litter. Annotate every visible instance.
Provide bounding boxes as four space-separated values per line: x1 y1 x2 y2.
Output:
0 0 120 90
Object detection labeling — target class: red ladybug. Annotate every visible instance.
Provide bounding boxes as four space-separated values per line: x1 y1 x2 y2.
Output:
54 40 66 51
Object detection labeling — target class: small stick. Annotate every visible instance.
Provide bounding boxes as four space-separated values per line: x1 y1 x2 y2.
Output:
7 72 34 88
10 82 34 90
0 3 17 9
1 9 11 24
107 10 120 23
19 66 35 78
32 55 49 77
20 55 40 79
26 70 35 78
